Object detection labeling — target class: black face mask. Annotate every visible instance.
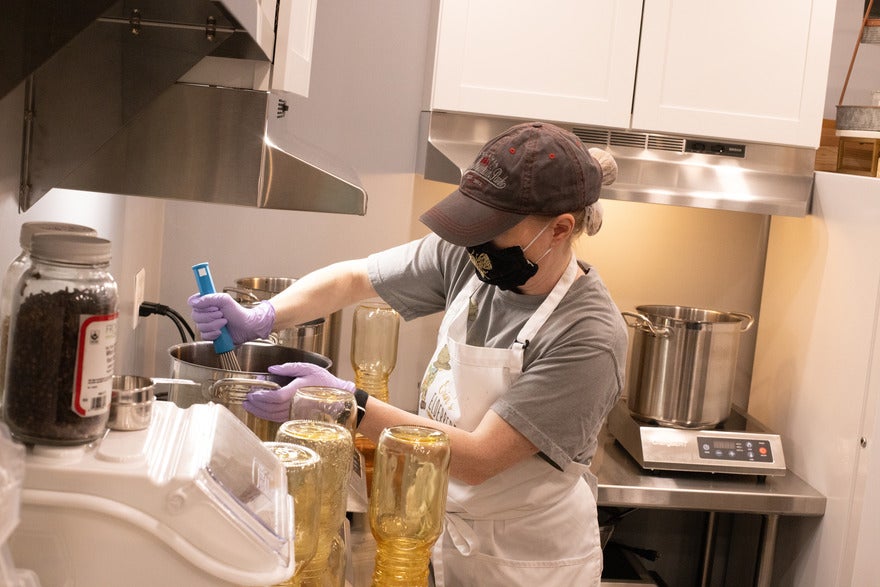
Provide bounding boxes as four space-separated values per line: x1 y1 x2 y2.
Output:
466 242 538 291
466 221 553 291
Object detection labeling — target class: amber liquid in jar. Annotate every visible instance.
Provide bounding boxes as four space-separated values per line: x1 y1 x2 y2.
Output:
276 420 354 587
370 426 450 587
265 442 322 584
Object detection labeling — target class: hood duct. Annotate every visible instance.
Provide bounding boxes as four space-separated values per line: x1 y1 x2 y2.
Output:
421 111 815 217
3 0 367 215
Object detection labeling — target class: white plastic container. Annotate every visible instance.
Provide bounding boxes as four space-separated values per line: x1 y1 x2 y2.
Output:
8 402 296 586
0 422 40 587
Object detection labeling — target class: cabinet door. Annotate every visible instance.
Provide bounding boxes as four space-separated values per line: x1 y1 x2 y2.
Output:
272 0 318 97
632 0 836 147
431 0 643 128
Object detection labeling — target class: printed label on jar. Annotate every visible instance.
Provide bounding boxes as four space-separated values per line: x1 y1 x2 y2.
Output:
72 313 118 416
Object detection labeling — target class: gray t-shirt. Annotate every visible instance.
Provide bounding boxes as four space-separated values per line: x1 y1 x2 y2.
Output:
367 233 628 471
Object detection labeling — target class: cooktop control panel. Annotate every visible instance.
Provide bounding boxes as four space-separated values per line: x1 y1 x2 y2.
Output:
697 436 774 462
606 401 787 475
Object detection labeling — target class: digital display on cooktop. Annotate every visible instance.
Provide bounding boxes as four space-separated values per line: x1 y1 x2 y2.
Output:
697 437 774 462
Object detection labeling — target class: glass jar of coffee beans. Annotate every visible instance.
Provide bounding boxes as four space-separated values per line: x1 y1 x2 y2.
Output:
3 233 118 445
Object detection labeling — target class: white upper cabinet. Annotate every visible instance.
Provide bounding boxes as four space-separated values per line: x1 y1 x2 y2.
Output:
430 0 837 148
632 0 836 147
272 0 318 97
430 0 643 129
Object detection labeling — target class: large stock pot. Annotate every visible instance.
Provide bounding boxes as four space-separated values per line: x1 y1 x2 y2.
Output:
622 305 754 429
157 341 332 440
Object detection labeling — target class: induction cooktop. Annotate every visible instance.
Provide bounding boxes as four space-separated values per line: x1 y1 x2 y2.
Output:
606 400 786 476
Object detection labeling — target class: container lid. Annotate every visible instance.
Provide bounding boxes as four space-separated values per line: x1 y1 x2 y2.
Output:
19 221 97 249
29 233 112 265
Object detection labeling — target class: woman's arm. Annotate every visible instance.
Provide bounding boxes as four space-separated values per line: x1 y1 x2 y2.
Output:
269 258 377 329
357 398 538 485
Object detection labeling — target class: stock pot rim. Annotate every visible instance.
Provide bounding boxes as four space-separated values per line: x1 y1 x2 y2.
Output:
634 304 750 325
168 340 332 375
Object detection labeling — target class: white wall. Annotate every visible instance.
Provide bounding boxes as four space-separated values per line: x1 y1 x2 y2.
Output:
749 172 880 587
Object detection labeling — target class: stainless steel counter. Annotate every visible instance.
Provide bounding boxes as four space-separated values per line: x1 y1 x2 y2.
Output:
591 429 826 587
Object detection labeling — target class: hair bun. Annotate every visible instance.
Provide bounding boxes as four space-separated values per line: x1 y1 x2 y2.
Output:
584 201 604 236
588 148 618 186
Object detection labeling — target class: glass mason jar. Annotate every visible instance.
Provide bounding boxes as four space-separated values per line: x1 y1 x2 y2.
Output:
370 426 450 587
3 233 117 445
275 420 354 587
264 441 322 584
351 302 400 496
212 383 281 442
0 222 96 408
290 386 357 441
350 302 399 404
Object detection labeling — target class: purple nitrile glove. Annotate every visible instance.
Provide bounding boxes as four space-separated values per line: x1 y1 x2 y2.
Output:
243 362 356 422
188 293 275 344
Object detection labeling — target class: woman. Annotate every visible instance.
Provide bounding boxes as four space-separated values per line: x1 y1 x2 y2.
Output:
190 121 628 585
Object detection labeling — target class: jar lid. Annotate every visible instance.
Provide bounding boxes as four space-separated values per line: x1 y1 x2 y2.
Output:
30 233 112 264
18 221 97 249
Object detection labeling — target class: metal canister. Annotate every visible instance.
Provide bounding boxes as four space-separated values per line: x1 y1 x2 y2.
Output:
109 375 154 431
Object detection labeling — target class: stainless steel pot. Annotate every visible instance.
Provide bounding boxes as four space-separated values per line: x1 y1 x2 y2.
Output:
225 276 342 373
156 341 332 441
622 305 754 429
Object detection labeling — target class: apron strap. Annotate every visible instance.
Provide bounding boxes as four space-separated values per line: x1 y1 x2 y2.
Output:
513 254 580 350
438 274 484 342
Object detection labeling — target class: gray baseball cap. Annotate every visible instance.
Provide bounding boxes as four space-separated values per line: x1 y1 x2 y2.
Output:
420 121 603 247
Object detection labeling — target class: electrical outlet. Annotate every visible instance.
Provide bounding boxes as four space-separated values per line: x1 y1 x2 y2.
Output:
133 268 146 330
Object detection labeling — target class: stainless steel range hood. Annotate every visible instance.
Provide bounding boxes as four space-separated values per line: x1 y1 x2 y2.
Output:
421 111 815 217
2 0 367 215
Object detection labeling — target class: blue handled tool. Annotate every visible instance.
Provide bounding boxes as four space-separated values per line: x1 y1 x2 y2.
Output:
192 262 238 362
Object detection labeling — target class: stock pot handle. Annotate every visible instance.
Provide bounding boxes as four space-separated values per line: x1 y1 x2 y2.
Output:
211 377 281 396
621 311 670 337
151 377 205 407
728 311 755 332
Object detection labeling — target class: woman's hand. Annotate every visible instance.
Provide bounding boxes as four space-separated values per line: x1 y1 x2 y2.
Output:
188 293 275 344
243 362 356 422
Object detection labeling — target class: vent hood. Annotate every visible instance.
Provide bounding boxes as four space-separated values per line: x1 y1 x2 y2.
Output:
2 0 367 215
421 111 815 217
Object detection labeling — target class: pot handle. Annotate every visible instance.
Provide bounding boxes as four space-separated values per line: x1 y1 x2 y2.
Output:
151 377 205 408
211 377 281 397
621 311 671 337
728 311 755 332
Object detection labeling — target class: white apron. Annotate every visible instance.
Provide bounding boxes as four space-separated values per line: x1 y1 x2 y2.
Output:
418 254 602 587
